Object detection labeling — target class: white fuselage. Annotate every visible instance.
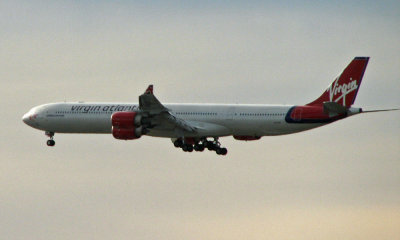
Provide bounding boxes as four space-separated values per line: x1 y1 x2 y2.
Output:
23 102 326 138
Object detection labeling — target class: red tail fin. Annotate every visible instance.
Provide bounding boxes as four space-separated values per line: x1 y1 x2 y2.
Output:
307 57 369 107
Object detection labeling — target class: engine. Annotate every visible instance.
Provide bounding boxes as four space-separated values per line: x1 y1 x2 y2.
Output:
111 112 145 140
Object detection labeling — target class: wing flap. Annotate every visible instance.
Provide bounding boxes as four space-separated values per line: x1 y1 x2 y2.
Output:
161 112 197 132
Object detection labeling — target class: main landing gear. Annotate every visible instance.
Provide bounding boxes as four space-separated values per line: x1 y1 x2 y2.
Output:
45 131 55 147
173 137 228 155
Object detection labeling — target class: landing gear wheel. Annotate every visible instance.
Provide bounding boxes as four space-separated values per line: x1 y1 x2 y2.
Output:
182 144 193 152
202 137 227 155
220 147 227 155
174 139 183 148
182 144 188 152
45 131 55 147
216 148 223 155
186 144 194 152
206 143 216 151
177 137 228 155
194 144 205 152
47 139 55 146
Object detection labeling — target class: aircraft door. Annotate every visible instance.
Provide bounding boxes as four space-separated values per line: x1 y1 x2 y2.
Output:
226 106 236 120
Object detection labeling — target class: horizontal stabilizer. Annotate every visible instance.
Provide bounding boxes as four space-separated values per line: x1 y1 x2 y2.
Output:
362 108 399 113
323 101 347 114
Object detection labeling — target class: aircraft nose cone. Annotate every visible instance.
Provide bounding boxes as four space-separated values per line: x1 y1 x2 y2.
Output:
22 112 37 127
22 113 30 124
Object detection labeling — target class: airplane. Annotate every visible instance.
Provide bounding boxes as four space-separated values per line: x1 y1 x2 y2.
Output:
22 57 397 155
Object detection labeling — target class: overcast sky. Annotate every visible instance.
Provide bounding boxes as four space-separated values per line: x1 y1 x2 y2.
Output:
1 1 399 239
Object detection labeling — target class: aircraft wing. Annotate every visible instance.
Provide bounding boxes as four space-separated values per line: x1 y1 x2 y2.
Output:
139 85 197 132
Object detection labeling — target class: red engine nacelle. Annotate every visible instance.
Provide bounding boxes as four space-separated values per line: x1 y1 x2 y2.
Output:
112 126 142 140
233 136 261 141
111 111 142 128
111 112 143 140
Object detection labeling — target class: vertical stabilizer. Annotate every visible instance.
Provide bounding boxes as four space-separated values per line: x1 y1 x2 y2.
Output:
307 57 369 107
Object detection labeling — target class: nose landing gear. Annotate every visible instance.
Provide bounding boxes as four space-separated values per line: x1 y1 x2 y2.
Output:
45 131 55 146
